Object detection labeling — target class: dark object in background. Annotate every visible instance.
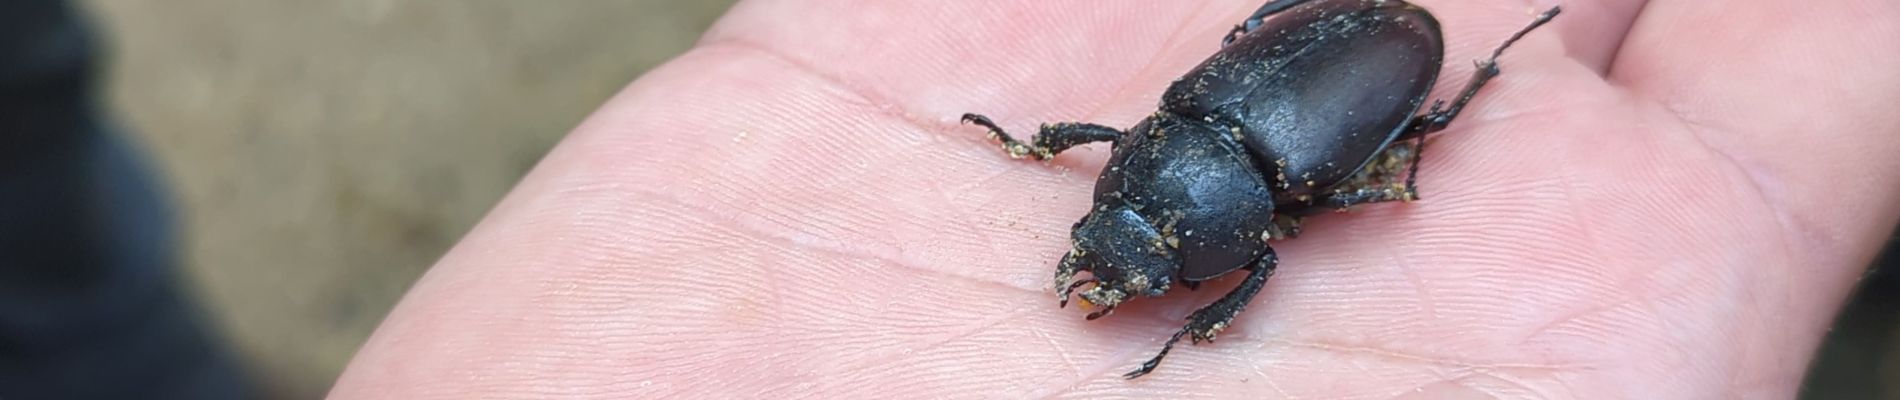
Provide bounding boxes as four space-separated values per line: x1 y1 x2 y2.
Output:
0 1 252 399
1801 236 1900 399
961 0 1560 379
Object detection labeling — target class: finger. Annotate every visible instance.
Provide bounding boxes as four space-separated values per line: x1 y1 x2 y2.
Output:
1610 1 1900 275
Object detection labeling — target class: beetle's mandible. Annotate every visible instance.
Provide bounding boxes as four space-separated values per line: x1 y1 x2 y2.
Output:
961 0 1561 379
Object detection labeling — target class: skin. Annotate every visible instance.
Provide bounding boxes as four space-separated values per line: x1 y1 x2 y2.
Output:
328 0 1900 398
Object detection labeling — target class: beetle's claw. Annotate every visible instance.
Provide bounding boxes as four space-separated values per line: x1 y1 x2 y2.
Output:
1058 279 1095 308
1123 328 1190 380
959 113 987 126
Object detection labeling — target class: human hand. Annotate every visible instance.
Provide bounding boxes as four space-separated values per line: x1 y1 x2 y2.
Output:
331 1 1900 398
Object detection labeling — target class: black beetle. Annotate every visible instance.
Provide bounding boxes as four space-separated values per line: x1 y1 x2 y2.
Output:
960 0 1560 379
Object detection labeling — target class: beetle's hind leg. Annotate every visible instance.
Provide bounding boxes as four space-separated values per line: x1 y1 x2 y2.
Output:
1299 137 1423 212
1221 0 1318 46
1124 250 1279 379
1368 8 1559 209
961 114 1121 161
1405 6 1562 136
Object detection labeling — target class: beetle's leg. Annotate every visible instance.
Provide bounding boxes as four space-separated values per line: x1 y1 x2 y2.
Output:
1291 140 1420 214
1222 0 1318 46
1124 250 1278 379
1404 6 1561 136
1388 116 1430 203
1265 214 1304 240
962 113 1121 160
1402 126 1426 199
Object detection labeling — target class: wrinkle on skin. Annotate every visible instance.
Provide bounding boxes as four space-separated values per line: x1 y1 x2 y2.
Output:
1393 380 1498 400
698 38 946 140
331 0 1900 398
1258 337 1594 372
631 190 1042 294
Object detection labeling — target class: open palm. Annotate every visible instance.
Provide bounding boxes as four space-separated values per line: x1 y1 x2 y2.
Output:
332 0 1900 398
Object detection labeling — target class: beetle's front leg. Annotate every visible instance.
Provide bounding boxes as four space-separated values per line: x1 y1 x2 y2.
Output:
961 113 1121 160
1123 250 1278 379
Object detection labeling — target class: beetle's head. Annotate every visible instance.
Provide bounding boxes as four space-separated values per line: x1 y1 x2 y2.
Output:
1054 205 1179 320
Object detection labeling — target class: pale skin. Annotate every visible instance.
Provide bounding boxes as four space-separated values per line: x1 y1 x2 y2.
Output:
329 0 1900 398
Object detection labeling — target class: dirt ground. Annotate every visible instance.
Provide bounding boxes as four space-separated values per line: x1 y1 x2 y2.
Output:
75 1 735 397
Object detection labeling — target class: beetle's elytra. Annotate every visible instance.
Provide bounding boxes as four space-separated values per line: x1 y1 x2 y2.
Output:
961 0 1561 379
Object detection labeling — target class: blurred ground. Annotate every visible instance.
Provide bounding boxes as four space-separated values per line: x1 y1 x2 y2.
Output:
75 1 735 397
57 0 1900 398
